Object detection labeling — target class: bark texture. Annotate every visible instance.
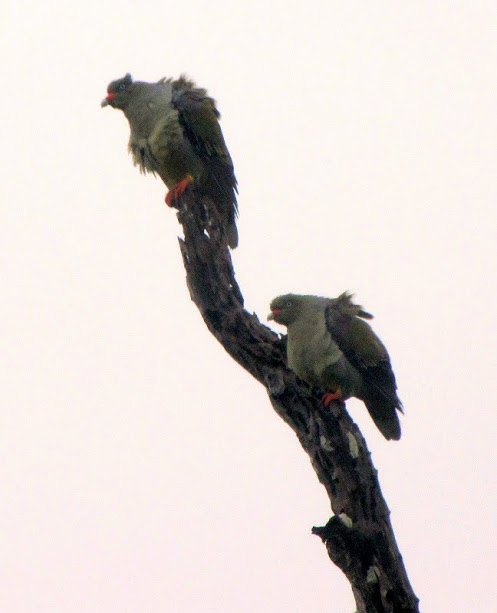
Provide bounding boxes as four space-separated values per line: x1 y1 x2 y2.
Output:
175 190 420 613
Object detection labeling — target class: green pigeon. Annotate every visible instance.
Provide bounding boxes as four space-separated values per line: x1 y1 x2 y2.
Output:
268 292 403 440
101 73 238 248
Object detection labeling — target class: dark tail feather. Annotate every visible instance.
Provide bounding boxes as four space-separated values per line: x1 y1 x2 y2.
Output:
226 219 238 249
201 167 238 249
365 400 402 440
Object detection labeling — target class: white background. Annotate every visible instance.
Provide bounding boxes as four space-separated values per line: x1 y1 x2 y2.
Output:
2 2 496 611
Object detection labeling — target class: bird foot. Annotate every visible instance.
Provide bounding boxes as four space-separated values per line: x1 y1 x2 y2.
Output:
165 175 194 207
322 390 343 408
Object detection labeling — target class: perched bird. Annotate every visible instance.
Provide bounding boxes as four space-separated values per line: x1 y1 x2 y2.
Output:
268 292 403 440
101 73 238 248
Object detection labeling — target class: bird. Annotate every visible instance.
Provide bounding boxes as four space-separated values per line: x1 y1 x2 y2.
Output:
101 73 238 248
268 292 403 440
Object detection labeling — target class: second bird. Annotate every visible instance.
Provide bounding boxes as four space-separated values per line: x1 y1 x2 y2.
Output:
101 74 238 248
268 292 403 440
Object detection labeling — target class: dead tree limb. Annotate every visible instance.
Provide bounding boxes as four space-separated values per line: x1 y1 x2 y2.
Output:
175 191 420 613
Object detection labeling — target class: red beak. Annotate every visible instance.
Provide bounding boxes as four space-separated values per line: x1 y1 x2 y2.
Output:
101 92 116 107
268 308 282 321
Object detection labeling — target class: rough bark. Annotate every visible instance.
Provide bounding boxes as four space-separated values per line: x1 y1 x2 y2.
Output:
175 190 420 613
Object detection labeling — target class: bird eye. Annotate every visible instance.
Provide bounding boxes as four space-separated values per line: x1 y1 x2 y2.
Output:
119 83 126 91
286 301 293 307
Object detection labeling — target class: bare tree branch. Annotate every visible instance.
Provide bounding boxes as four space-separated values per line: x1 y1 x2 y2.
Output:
176 191 420 613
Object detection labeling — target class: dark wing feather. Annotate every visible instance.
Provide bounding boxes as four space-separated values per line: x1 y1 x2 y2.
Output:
325 298 402 440
171 77 238 228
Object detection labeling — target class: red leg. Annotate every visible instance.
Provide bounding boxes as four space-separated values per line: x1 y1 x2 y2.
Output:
322 389 343 408
165 174 194 206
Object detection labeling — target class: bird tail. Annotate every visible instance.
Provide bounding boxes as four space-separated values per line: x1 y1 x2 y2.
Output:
226 219 238 249
364 397 402 440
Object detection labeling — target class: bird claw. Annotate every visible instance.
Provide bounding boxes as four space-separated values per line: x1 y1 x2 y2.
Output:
165 174 194 206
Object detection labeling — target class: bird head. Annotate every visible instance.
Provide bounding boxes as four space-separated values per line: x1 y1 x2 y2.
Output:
269 293 340 326
101 73 134 109
268 294 312 326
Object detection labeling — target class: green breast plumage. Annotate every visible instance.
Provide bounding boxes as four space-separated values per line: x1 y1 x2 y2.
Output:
287 310 342 386
125 91 202 189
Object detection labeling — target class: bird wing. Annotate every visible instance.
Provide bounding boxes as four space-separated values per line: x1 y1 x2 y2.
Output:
325 303 402 410
171 77 238 214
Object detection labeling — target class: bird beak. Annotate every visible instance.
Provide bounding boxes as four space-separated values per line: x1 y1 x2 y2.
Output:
267 308 281 321
100 92 116 108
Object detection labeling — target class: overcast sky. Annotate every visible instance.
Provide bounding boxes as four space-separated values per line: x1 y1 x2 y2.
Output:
2 1 496 611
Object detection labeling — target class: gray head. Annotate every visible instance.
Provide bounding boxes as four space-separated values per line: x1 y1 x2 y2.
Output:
101 73 134 110
268 294 330 326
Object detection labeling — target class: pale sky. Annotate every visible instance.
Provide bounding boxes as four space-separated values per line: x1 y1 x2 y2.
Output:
2 1 496 611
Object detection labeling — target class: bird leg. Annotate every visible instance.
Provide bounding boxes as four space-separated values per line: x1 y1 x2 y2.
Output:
322 389 343 408
165 174 194 207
